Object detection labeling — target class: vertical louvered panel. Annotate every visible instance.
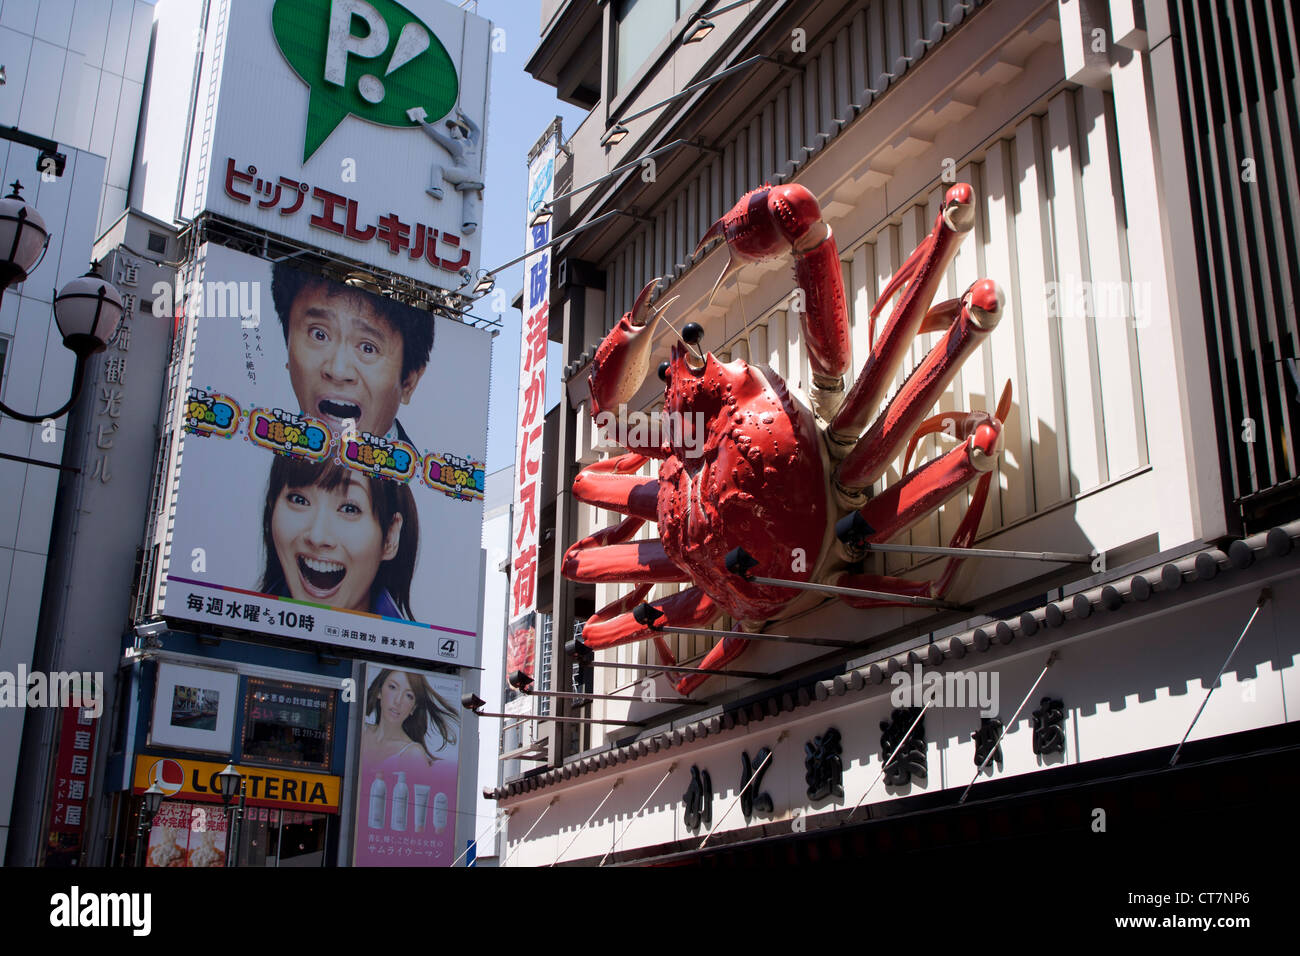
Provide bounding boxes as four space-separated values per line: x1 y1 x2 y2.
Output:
1171 0 1299 513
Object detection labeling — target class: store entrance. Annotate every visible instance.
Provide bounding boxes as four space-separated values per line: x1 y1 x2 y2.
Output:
234 808 329 867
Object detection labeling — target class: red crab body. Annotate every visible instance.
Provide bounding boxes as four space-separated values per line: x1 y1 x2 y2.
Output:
563 182 1014 696
655 342 827 624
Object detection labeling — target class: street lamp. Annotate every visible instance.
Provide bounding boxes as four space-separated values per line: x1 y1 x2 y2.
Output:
217 762 245 868
0 181 124 423
134 783 166 867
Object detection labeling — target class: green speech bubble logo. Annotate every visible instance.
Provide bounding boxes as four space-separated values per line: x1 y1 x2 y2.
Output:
272 0 459 163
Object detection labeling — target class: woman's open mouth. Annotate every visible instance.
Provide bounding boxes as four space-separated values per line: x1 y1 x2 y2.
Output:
296 555 346 598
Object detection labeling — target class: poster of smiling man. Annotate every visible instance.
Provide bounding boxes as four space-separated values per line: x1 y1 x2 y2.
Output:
161 244 489 666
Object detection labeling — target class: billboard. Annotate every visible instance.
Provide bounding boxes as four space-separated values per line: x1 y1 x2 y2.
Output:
503 128 557 729
353 664 461 866
189 0 491 287
161 244 489 666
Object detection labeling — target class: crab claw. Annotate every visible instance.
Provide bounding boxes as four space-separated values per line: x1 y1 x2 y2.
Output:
588 279 676 415
694 183 829 305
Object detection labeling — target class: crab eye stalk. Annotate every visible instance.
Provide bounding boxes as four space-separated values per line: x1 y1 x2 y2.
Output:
682 322 704 345
658 360 671 382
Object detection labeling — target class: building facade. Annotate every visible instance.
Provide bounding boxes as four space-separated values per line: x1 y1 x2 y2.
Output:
0 0 155 864
5 0 500 867
488 0 1300 865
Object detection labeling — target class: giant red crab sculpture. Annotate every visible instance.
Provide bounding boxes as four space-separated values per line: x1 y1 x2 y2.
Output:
563 182 1014 696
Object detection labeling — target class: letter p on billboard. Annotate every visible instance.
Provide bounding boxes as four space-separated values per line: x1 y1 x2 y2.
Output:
273 0 458 162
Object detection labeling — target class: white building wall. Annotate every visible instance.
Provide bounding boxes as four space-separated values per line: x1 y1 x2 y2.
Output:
503 560 1300 866
0 0 153 860
0 0 154 235
473 465 513 862
0 143 106 859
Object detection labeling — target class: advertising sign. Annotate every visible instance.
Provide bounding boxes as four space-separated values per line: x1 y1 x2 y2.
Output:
160 244 489 665
353 664 461 866
144 802 229 868
133 755 342 812
504 129 556 728
148 663 240 754
44 694 101 867
193 0 492 287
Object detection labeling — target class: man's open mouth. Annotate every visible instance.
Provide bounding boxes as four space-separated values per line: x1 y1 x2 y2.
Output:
297 555 346 596
317 398 362 422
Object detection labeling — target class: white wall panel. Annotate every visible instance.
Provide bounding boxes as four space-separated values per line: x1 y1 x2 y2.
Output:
70 0 111 68
103 0 134 77
1077 88 1146 479
0 0 37 35
1012 114 1069 511
0 26 32 127
17 38 65 138
34 0 74 47
1046 91 1106 494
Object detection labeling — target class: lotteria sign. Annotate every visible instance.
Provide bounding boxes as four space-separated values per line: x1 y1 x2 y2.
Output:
132 756 342 812
187 0 492 288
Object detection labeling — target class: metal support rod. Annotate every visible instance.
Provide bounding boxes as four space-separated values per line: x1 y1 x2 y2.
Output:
453 809 512 867
552 778 623 866
747 574 965 610
653 622 860 649
586 659 770 680
0 450 80 473
468 707 645 728
547 139 701 207
619 55 774 125
481 209 628 278
863 542 1095 563
600 763 678 867
1170 589 1270 767
699 731 787 849
523 686 696 705
959 651 1059 803
848 703 932 820
503 796 558 867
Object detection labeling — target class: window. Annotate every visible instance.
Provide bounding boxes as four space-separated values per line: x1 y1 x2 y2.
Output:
615 0 680 93
0 336 7 389
240 678 337 771
147 231 167 254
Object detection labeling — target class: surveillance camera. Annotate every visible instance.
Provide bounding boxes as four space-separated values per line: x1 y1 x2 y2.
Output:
134 619 167 641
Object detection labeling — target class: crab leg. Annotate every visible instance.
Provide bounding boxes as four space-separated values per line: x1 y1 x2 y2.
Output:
580 583 677 666
583 586 719 663
562 538 691 585
835 279 1004 491
832 388 1012 609
696 182 852 392
677 635 748 696
572 469 660 522
830 183 977 443
846 416 1004 547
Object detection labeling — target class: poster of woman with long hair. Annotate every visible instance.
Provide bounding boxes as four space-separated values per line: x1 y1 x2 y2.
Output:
353 664 461 866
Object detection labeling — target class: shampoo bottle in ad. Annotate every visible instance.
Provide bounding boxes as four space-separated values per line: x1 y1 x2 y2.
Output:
368 773 386 829
391 771 409 831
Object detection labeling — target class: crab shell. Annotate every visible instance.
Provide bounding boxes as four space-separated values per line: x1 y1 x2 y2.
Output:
655 340 827 622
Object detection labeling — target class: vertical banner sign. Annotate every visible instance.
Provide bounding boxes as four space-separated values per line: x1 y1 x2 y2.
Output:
504 129 557 732
44 698 100 866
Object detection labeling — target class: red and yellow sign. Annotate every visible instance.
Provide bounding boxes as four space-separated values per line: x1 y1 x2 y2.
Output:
132 756 341 813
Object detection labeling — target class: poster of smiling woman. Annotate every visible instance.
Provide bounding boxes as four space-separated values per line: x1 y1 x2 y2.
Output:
353 664 461 867
161 244 490 666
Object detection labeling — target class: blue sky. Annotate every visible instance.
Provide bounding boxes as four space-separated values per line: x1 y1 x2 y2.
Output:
472 0 589 474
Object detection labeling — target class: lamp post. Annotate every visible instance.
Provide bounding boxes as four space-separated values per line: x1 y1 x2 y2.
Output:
0 181 124 424
217 762 244 868
133 783 166 868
